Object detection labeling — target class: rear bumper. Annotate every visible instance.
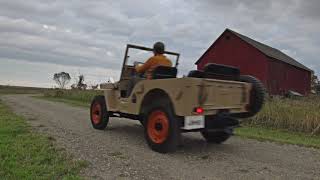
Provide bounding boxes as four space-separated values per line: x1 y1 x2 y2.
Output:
180 113 239 131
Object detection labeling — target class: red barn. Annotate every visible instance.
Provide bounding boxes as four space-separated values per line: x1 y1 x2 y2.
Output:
195 29 312 95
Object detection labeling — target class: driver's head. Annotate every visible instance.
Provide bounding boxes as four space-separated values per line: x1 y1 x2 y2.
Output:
153 42 165 55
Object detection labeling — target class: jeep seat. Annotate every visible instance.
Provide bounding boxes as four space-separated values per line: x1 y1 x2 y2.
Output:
152 66 177 79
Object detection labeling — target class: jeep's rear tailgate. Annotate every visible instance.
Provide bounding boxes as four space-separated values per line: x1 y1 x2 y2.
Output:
198 78 251 114
168 78 252 116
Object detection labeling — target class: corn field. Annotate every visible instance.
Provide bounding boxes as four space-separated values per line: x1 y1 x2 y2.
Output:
245 95 320 135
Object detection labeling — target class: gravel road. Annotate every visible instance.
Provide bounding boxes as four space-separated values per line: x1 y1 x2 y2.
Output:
1 95 320 180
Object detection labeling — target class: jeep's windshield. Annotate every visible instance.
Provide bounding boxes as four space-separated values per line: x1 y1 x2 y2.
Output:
126 48 178 67
123 44 180 67
120 44 180 81
125 49 153 66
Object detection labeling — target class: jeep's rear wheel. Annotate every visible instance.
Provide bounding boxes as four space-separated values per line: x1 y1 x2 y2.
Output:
201 130 232 144
144 99 180 153
90 95 109 130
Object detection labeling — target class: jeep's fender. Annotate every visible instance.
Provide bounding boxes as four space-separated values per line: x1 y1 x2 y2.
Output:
139 88 176 115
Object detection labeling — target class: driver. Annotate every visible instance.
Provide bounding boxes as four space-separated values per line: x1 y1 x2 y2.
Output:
135 42 172 79
126 42 172 97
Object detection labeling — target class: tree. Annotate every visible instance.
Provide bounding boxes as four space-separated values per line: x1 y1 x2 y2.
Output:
71 74 87 90
76 74 87 90
91 84 99 90
53 72 71 89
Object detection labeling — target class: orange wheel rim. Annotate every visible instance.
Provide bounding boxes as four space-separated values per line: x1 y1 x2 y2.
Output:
91 102 101 125
147 110 169 144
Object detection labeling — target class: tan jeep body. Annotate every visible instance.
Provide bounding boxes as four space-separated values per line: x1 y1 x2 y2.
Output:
90 44 265 153
101 77 252 117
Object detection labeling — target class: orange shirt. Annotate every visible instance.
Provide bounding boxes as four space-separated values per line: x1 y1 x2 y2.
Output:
135 54 172 79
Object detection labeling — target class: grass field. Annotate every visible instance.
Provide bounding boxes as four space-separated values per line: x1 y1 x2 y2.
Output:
0 99 86 179
246 95 320 135
43 89 103 105
0 85 49 95
235 126 320 148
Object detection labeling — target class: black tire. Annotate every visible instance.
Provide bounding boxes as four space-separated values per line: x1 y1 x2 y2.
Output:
187 70 205 78
143 99 180 153
233 75 266 118
90 95 109 130
201 130 232 144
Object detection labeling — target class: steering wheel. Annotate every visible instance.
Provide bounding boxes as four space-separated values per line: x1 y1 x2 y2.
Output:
132 61 145 77
133 61 144 66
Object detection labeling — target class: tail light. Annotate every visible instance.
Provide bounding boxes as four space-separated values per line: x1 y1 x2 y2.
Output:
194 107 204 114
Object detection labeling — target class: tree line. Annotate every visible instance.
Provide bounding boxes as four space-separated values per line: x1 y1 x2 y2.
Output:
53 72 99 90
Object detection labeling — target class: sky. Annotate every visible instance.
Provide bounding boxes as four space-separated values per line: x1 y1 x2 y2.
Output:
0 0 319 88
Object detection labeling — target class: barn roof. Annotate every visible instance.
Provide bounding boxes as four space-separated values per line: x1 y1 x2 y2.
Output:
196 29 312 72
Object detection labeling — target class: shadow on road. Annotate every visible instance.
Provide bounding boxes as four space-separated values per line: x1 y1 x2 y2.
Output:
102 120 238 155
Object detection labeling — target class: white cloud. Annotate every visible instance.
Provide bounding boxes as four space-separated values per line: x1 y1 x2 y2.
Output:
0 58 120 88
0 0 319 88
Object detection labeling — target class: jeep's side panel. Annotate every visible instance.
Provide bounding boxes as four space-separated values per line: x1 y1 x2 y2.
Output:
104 89 120 111
114 77 251 116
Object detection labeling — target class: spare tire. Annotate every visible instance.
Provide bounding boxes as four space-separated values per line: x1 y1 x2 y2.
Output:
187 70 205 78
203 63 240 81
233 75 266 118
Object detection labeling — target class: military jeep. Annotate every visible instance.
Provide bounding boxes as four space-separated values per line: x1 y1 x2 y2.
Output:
90 44 265 153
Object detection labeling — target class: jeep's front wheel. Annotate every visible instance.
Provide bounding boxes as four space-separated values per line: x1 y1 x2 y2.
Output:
144 100 180 153
90 95 109 130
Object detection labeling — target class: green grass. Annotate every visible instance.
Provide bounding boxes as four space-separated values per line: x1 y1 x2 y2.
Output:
0 100 87 179
236 126 320 148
